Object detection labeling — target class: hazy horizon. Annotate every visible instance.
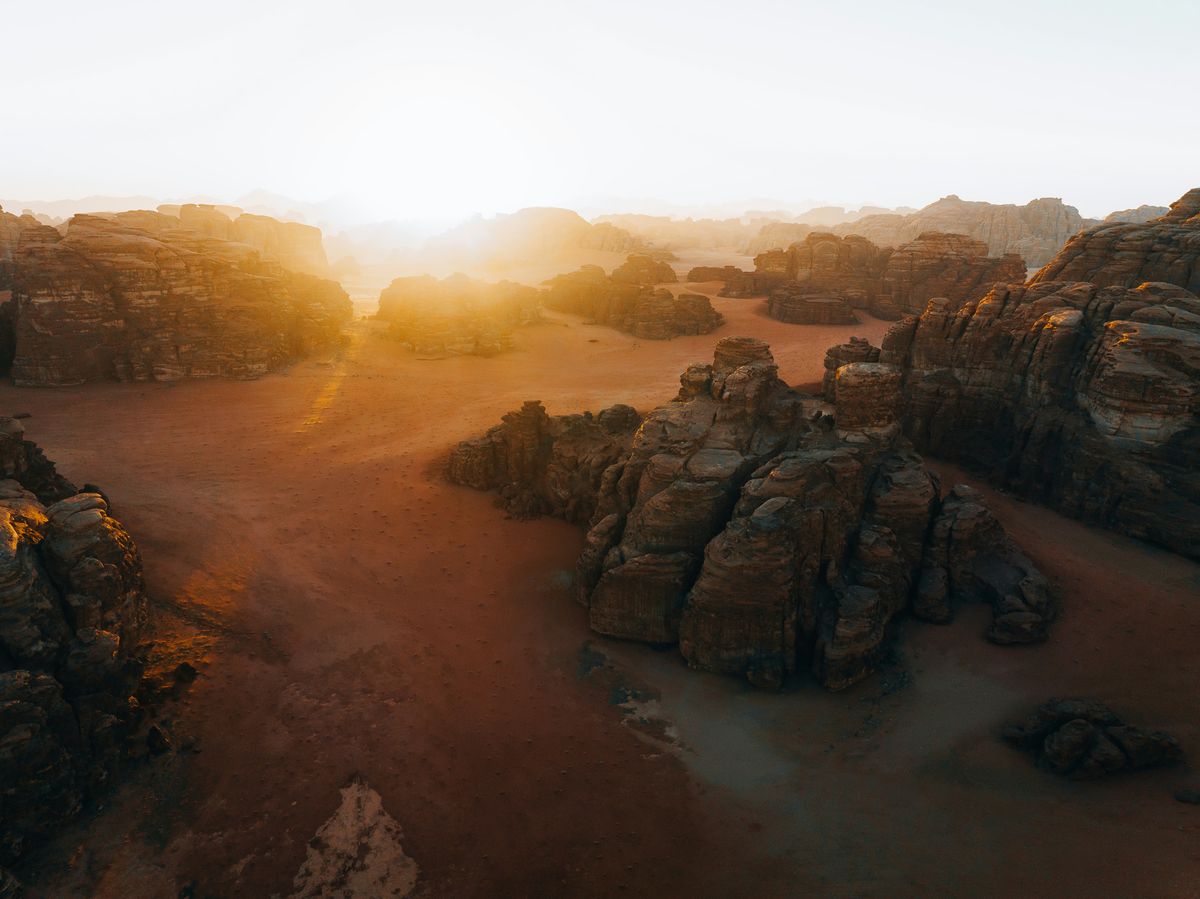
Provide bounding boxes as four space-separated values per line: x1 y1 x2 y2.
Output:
3 0 1197 224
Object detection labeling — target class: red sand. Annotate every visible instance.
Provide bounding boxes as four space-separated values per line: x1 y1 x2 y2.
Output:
9 296 1200 898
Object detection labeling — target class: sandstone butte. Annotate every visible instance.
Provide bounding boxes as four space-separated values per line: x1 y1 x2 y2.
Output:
376 273 542 356
691 231 1025 321
543 254 724 340
448 336 1054 691
0 207 351 386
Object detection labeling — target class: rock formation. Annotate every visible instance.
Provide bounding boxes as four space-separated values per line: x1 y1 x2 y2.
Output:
100 204 333 277
7 214 351 386
543 260 722 339
868 193 1200 558
1103 205 1170 224
744 222 819 256
876 275 1200 558
449 337 1052 691
0 418 148 866
882 232 1026 314
833 195 1097 267
376 274 540 356
718 232 1021 319
821 337 880 401
1003 699 1182 779
766 284 858 324
610 254 677 285
1030 188 1200 292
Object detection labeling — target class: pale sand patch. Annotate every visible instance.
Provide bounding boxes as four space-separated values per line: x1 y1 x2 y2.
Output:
290 778 418 899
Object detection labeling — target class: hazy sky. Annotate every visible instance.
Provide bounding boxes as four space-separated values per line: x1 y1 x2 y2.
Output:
3 0 1197 220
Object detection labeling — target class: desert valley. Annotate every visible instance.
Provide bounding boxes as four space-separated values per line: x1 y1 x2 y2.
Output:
2 2 1198 896
0 185 1196 898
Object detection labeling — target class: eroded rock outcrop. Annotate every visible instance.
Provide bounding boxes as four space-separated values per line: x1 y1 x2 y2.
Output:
1003 699 1182 779
879 277 1200 559
449 338 1052 690
1030 189 1200 292
0 419 147 866
835 195 1096 267
543 260 722 339
767 284 858 324
720 232 1021 319
376 274 540 356
8 214 351 385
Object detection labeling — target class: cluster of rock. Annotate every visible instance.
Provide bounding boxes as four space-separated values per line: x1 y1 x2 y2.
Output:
376 274 540 356
543 257 723 340
0 418 148 867
831 195 1095 268
150 203 332 276
448 337 1053 690
766 284 859 324
872 190 1200 558
2 212 352 385
685 265 785 299
1030 187 1200 291
1003 699 1182 779
720 232 1023 323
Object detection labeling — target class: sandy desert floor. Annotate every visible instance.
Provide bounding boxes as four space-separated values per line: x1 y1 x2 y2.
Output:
7 285 1200 898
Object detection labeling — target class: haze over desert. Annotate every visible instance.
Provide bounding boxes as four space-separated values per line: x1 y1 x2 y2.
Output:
0 2 1198 897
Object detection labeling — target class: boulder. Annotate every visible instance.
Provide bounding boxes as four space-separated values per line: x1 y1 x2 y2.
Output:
1004 699 1183 779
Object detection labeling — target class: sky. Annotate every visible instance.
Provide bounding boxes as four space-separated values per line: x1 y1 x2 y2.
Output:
2 0 1197 222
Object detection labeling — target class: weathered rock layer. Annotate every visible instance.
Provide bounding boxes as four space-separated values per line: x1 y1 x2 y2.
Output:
376 274 540 356
872 194 1200 559
449 338 1052 691
8 215 351 386
544 259 722 339
0 419 148 866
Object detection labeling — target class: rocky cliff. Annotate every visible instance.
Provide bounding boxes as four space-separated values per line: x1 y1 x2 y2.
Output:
543 259 722 339
1030 188 1200 292
449 338 1052 690
726 232 1022 320
0 418 148 867
376 274 540 356
113 204 332 277
877 277 1200 559
8 214 351 386
834 195 1096 267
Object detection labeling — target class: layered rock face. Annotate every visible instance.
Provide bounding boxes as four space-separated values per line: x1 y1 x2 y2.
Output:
376 274 540 356
878 276 1200 559
445 401 642 525
1004 699 1182 780
543 260 723 339
109 204 332 276
449 338 1052 690
835 194 1096 267
0 419 148 865
8 215 351 386
767 284 858 324
1030 189 1200 292
1103 205 1170 225
881 232 1026 314
610 254 677 285
722 232 1022 319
